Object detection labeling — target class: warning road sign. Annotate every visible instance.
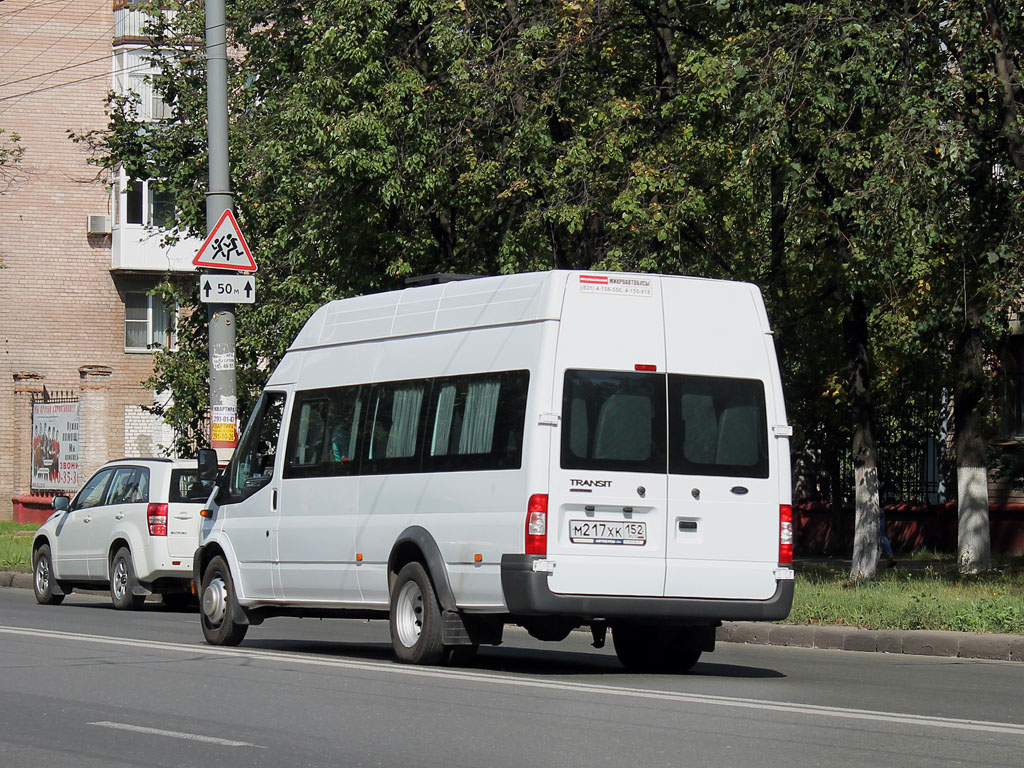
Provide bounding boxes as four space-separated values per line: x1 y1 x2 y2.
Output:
193 209 257 272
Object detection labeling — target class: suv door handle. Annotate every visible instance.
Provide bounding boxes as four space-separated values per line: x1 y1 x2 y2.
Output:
173 512 192 519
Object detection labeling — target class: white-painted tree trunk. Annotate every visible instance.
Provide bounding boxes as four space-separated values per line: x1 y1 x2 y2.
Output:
957 464 991 574
850 464 880 580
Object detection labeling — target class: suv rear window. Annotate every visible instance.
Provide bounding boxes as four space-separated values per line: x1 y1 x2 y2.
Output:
169 469 202 503
561 369 769 479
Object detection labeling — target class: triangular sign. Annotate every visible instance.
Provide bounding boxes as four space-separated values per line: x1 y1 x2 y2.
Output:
193 209 257 272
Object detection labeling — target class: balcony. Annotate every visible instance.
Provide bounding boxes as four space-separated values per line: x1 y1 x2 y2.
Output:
110 172 201 274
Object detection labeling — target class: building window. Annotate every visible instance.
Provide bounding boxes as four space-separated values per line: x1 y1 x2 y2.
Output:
125 291 176 352
113 46 170 122
114 169 176 230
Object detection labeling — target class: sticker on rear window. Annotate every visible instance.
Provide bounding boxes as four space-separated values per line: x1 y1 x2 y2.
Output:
579 274 653 297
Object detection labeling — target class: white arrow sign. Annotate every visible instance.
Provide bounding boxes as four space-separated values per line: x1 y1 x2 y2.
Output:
199 274 256 304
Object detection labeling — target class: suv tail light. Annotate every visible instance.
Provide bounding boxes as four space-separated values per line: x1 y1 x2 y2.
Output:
525 494 548 556
779 504 793 565
148 503 168 537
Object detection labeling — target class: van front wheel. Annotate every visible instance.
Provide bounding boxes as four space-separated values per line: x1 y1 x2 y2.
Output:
200 556 248 646
389 562 445 665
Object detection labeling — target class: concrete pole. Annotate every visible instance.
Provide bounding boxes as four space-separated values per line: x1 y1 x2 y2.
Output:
205 0 237 460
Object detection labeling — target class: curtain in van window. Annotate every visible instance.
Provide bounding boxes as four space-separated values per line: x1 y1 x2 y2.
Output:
385 387 423 458
459 380 501 454
431 385 457 455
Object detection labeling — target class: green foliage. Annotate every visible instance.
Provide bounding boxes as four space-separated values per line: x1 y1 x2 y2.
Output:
91 0 1024 473
790 562 1024 634
0 524 36 572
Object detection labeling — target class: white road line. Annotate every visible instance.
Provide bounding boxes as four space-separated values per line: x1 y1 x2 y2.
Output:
4 624 1024 738
88 721 262 748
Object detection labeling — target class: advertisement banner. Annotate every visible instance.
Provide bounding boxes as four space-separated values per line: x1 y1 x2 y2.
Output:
32 401 82 492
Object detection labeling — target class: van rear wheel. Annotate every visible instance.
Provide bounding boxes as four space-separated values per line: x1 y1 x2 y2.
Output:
389 562 445 665
200 556 248 646
613 625 702 673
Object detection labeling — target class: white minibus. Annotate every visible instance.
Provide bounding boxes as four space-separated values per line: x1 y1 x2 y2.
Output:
195 270 794 671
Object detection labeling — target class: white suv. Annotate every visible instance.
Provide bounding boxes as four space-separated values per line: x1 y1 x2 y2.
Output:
32 458 205 610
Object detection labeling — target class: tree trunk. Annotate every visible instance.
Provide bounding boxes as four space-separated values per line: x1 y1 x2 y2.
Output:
845 292 881 580
954 314 992 573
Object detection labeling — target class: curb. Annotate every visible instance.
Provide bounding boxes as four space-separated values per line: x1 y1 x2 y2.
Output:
718 622 1024 662
1 571 1020 661
1 572 33 590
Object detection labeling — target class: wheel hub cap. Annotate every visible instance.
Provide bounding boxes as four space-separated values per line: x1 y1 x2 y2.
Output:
202 577 228 625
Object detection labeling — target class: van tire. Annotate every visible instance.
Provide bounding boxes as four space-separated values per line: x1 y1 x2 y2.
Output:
200 556 248 646
390 562 445 665
33 545 64 606
110 548 146 610
612 625 702 673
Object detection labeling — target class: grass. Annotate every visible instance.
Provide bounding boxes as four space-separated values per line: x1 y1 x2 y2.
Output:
0 522 37 572
1 523 1022 635
788 559 1024 635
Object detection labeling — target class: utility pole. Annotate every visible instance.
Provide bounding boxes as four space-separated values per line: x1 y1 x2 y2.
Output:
205 0 237 460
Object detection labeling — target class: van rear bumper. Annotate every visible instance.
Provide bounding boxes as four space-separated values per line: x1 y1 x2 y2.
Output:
500 554 794 622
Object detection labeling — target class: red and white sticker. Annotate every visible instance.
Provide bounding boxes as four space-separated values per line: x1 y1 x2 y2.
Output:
579 274 653 297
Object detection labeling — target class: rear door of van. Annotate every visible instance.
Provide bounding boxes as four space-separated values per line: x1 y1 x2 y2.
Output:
546 273 668 598
662 280 781 600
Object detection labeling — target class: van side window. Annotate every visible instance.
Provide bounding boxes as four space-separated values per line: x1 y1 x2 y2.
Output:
561 370 667 473
230 391 287 499
425 370 529 471
363 380 427 473
285 386 364 478
668 374 769 478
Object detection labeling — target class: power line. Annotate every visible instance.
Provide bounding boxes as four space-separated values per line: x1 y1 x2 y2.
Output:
0 54 111 90
2 1 110 90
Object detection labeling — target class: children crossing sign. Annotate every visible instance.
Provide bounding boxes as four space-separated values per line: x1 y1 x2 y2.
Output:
193 209 257 272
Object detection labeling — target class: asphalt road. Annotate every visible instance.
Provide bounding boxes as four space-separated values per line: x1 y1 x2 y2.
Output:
0 588 1022 768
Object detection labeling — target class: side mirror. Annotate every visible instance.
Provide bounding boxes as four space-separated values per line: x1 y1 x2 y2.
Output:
198 448 219 482
52 495 70 512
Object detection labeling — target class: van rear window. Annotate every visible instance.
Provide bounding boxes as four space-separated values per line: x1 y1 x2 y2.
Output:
560 370 666 473
669 374 768 479
560 370 769 479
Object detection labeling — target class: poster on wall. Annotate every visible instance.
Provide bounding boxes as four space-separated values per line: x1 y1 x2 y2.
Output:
32 401 81 492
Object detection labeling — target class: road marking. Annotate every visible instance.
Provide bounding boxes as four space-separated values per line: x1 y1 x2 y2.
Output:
88 721 262 748
4 624 1024 738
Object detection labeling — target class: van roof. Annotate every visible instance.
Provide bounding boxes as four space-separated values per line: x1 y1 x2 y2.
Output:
288 270 752 352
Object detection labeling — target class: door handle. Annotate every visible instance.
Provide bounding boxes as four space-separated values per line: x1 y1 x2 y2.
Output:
271 489 278 511
173 512 192 519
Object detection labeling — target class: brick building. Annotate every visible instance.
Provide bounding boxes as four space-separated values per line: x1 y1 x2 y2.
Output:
0 0 198 520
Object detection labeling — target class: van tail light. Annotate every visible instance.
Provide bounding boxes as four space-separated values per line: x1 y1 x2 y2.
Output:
779 504 793 565
525 494 548 556
147 503 168 537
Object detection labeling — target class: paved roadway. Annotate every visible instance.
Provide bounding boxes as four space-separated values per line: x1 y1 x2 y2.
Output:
0 588 1021 768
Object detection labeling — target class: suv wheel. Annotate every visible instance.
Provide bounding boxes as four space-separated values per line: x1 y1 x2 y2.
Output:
33 544 64 606
110 547 146 610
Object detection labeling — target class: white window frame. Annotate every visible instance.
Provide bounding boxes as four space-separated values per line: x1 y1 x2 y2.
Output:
125 290 178 353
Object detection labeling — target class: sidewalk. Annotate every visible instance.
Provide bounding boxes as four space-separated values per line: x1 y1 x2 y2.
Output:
2 570 1021 662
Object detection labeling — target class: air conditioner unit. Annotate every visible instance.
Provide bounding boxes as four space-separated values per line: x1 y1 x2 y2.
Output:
87 214 111 234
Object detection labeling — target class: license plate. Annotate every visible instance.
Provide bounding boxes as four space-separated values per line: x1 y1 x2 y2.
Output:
569 519 646 546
